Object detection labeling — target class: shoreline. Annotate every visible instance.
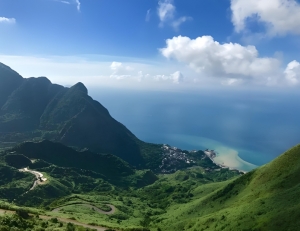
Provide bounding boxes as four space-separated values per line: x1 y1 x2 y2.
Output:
204 149 257 173
165 134 260 171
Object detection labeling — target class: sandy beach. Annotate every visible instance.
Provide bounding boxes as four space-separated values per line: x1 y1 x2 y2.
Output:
211 147 257 172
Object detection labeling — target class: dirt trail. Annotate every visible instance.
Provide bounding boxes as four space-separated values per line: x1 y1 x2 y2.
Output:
40 215 112 231
52 204 116 215
0 209 118 231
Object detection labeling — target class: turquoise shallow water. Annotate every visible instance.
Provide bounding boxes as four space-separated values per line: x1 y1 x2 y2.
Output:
90 88 300 168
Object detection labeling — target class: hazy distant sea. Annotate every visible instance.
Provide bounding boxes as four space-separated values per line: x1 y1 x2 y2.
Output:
90 88 300 170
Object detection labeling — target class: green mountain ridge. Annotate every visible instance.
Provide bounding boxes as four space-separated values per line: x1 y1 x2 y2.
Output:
0 63 23 109
0 62 160 167
10 140 134 178
0 140 161 208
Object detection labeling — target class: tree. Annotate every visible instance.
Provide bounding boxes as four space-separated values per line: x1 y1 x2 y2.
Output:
66 223 75 231
16 209 29 219
140 215 151 228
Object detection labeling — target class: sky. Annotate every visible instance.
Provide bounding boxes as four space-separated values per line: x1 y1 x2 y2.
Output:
1 0 300 90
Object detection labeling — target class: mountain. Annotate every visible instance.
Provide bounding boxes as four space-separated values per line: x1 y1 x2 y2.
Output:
10 140 134 178
0 140 161 207
158 144 300 231
0 63 23 109
0 62 161 167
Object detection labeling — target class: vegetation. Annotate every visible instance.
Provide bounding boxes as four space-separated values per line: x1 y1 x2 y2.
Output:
0 212 98 231
0 144 297 230
0 164 35 201
11 140 134 178
152 144 300 231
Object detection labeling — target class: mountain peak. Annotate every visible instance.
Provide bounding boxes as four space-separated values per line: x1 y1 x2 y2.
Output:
71 82 88 94
0 63 24 108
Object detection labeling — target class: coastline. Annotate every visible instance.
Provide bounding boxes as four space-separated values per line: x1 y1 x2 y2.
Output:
204 148 257 172
164 134 258 172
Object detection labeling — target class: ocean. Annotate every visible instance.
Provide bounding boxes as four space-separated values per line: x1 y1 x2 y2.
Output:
90 88 300 171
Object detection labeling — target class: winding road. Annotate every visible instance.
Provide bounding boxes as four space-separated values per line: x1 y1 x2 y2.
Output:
13 168 118 230
19 168 47 192
52 203 116 215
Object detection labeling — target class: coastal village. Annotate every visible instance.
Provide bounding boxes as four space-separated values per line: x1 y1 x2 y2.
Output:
159 144 196 173
159 144 244 174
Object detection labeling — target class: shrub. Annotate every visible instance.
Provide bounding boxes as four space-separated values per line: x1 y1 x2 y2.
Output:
16 209 30 219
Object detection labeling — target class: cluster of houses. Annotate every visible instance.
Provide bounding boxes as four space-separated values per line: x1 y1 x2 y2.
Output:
158 145 245 175
159 145 196 173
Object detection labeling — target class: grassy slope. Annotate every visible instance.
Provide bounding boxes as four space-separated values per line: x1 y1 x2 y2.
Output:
157 144 300 231
1 135 300 230
38 167 239 230
2 142 299 231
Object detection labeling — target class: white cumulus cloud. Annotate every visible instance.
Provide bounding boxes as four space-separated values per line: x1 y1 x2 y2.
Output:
231 0 300 36
160 35 300 86
171 71 184 83
284 60 300 85
110 62 135 79
160 35 280 83
0 17 16 24
110 62 133 72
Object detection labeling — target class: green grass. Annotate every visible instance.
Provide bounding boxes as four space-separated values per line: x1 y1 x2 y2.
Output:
2 141 300 230
38 166 240 230
0 211 98 231
152 144 300 231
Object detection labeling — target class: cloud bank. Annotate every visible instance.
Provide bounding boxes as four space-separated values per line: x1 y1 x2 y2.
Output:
231 0 300 36
160 35 300 86
109 61 184 84
154 71 184 84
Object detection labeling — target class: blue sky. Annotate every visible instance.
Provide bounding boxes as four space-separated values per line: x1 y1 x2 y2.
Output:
1 0 300 89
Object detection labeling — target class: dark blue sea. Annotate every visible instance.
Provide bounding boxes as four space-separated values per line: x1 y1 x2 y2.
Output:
90 87 300 169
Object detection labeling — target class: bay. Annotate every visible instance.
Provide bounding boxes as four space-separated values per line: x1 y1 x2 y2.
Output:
90 88 300 170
